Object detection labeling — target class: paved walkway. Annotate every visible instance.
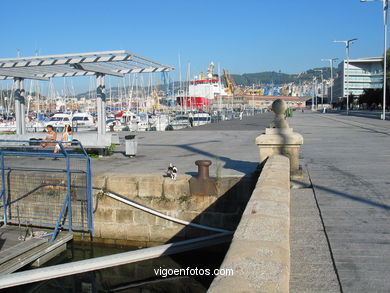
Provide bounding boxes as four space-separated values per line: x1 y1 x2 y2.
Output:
290 112 390 292
93 113 273 176
290 185 340 293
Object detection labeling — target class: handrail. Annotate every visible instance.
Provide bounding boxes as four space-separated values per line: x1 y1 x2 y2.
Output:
0 139 89 157
0 139 93 242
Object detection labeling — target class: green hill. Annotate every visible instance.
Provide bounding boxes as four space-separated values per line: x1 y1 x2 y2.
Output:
230 67 335 86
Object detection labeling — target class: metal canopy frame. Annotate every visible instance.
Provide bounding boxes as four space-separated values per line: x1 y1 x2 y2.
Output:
0 50 174 80
0 50 174 136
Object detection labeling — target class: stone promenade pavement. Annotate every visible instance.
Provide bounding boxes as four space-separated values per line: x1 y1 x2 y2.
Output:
290 112 390 292
92 113 273 176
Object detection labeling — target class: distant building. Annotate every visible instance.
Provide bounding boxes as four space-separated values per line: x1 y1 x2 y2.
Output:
333 57 384 101
246 96 306 109
211 95 305 110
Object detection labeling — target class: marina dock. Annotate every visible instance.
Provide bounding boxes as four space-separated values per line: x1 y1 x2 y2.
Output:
0 226 72 274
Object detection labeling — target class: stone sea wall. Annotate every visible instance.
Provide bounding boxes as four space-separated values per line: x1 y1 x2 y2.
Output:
209 155 291 293
90 173 256 247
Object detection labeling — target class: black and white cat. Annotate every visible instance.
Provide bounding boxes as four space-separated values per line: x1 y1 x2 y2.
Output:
167 163 178 180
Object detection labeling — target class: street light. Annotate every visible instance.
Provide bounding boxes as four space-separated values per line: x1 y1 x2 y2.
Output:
321 58 339 106
312 77 317 110
315 69 324 109
361 0 388 120
252 84 255 116
333 38 358 115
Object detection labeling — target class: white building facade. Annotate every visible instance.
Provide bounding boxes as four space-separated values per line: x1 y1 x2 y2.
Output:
333 57 384 100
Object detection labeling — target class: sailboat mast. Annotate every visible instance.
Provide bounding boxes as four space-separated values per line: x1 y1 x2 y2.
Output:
178 53 183 113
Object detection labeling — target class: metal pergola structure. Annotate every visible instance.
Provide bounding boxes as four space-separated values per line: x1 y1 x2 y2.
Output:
0 50 174 136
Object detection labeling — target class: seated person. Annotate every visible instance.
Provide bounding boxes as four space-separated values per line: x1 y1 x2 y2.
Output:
40 125 57 147
54 125 73 153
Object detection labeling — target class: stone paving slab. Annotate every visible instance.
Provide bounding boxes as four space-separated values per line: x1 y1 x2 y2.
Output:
93 113 273 176
289 187 340 293
289 112 390 292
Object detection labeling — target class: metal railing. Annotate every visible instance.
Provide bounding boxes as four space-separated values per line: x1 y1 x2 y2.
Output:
0 139 93 241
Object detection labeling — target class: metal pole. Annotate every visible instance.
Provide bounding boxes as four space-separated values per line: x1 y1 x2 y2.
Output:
320 59 337 107
66 150 72 233
96 75 102 135
96 74 107 135
321 71 324 109
19 79 26 135
1 154 7 225
334 39 356 114
315 78 318 109
383 0 388 120
13 78 21 135
101 75 106 135
312 77 315 111
315 70 323 109
346 44 350 115
330 60 334 105
86 157 93 235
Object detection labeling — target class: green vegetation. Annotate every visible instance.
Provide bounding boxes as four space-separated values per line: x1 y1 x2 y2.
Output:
0 131 16 135
230 67 334 86
95 189 107 201
85 143 116 158
108 143 116 155
179 195 191 203
358 88 390 108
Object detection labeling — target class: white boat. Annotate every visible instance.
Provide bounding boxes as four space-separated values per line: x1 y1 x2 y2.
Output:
169 115 191 130
106 119 122 132
191 112 211 127
26 120 46 132
0 121 16 133
120 111 149 131
71 112 96 132
45 113 72 130
149 114 170 131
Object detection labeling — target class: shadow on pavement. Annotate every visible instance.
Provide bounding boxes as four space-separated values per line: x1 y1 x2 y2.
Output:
314 184 390 211
143 140 259 175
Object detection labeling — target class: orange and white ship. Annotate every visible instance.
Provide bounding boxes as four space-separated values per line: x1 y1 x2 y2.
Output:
176 63 230 111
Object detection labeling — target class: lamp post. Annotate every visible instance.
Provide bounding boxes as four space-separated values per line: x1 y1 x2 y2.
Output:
361 0 388 120
315 69 324 109
252 84 255 115
312 77 316 111
334 38 358 115
321 58 339 106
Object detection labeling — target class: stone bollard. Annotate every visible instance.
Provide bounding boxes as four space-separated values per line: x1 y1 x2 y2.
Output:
256 99 304 176
195 160 212 180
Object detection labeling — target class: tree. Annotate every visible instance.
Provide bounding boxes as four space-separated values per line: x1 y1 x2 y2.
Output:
358 88 390 109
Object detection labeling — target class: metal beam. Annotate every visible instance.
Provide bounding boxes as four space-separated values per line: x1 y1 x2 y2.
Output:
0 50 174 81
0 50 174 70
0 233 231 289
72 64 124 77
0 73 49 81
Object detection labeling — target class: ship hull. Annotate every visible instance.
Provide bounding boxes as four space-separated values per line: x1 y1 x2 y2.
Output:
176 97 211 111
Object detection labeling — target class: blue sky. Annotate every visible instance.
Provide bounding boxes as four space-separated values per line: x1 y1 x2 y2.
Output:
0 0 386 92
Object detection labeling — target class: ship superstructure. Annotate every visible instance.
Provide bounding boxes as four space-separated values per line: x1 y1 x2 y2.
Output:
177 63 230 111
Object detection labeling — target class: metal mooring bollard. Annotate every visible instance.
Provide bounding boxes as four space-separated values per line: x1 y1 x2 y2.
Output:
195 160 212 180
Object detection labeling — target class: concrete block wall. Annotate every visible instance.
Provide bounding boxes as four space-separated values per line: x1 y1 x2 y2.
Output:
0 169 256 247
209 155 291 293
90 174 254 247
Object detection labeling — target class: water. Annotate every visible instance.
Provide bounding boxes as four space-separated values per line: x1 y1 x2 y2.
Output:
4 241 229 293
